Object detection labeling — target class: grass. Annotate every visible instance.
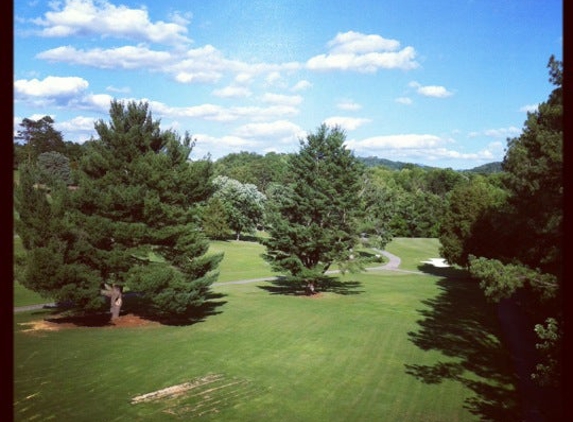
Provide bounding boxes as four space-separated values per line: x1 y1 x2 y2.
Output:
13 238 521 421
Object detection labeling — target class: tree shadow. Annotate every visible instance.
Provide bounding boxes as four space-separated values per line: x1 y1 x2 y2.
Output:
417 262 469 279
126 292 228 326
405 276 523 421
257 275 364 296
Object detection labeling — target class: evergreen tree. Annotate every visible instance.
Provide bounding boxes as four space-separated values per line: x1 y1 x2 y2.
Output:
16 100 222 321
262 124 364 293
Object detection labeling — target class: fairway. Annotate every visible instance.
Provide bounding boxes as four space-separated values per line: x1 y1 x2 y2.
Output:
13 239 521 421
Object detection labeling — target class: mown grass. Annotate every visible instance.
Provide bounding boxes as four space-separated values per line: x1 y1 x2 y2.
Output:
13 238 521 422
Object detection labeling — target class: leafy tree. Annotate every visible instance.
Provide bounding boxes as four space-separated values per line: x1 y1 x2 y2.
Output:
439 175 507 267
262 124 364 293
15 116 66 165
16 100 223 321
211 175 266 240
460 56 563 400
214 151 290 193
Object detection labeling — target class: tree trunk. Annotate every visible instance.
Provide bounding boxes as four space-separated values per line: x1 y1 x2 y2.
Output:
306 280 316 295
109 285 123 319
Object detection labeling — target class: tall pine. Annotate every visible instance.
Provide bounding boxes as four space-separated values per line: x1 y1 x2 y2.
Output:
263 124 364 293
16 100 222 320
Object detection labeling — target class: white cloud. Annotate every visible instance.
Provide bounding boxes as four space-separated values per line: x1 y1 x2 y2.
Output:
291 80 312 91
14 76 89 98
327 31 401 54
57 115 96 132
323 116 370 131
409 81 453 98
336 100 362 111
32 0 191 46
519 104 539 113
395 97 412 105
38 45 172 70
348 134 444 150
212 85 252 98
36 43 300 85
306 31 418 72
483 126 521 138
260 93 303 106
105 85 130 93
233 120 304 139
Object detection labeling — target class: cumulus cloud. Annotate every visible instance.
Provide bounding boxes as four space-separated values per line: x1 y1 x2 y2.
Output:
469 126 521 138
348 134 444 150
395 97 413 105
291 80 312 91
36 43 300 85
409 81 453 98
212 85 252 98
519 104 539 113
38 45 172 70
14 76 89 98
336 100 362 111
260 93 303 106
306 31 418 72
31 0 191 46
483 126 521 137
233 120 305 139
323 116 370 131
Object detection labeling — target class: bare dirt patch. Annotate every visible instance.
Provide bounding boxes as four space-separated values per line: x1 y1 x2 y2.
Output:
18 313 159 333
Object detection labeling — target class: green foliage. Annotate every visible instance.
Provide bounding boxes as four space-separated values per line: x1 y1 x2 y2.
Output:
263 124 364 284
211 175 266 240
468 256 558 303
531 317 562 388
498 55 562 276
15 115 66 165
15 100 222 320
202 197 231 239
214 151 290 193
37 151 73 185
439 176 507 267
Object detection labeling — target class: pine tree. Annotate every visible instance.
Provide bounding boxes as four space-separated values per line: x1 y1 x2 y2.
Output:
263 124 364 293
16 100 222 321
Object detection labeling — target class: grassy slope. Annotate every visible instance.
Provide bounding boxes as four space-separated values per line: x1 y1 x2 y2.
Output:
13 238 520 422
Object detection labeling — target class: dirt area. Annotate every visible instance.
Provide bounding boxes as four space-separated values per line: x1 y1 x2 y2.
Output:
18 313 159 333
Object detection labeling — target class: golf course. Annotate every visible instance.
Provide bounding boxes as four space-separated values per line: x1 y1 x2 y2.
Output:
13 237 521 422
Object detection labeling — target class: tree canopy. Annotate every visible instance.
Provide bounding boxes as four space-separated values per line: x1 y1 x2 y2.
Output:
262 124 364 292
15 100 222 321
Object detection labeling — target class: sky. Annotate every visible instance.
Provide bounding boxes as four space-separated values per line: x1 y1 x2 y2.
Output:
13 0 562 170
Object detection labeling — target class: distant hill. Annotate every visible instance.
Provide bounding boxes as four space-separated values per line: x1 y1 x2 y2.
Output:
357 156 503 174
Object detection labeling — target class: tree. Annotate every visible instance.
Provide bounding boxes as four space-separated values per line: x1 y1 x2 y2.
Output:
460 56 563 402
202 197 231 240
211 175 266 240
15 116 66 164
262 124 364 293
438 175 507 267
16 100 223 321
37 151 73 186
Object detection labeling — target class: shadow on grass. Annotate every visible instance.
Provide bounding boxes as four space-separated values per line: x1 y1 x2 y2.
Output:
125 291 228 326
258 275 364 296
404 276 523 422
41 292 228 327
416 263 469 279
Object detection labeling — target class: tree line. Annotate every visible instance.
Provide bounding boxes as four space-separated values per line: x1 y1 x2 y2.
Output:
14 56 562 407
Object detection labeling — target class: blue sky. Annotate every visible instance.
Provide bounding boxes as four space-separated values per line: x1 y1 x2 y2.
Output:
14 0 562 169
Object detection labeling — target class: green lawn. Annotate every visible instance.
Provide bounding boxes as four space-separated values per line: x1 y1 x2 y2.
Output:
13 238 521 421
